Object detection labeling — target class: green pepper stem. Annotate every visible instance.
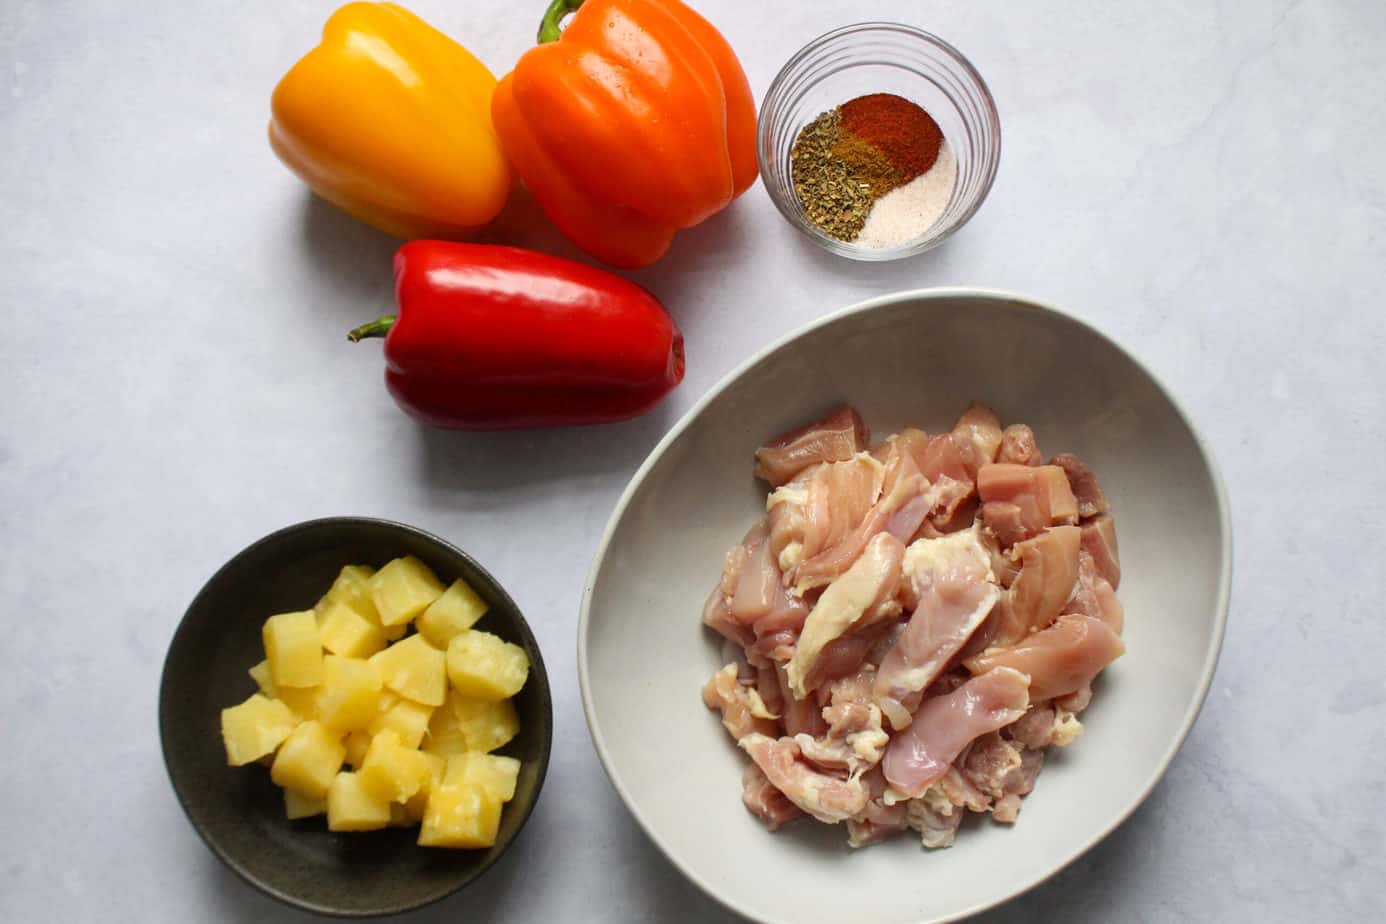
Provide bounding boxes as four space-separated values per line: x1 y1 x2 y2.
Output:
538 0 583 43
347 315 396 342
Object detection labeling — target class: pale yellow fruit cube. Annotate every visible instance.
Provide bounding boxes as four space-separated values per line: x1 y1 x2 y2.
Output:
270 720 346 799
371 635 446 706
263 611 323 688
343 730 372 769
316 655 383 732
445 752 521 802
369 696 434 750
445 631 529 701
315 565 378 621
318 600 387 659
416 580 488 648
418 782 501 849
327 771 391 831
248 660 278 698
369 556 444 627
276 684 321 721
402 752 447 823
285 788 326 820
221 693 297 766
425 694 520 755
358 729 435 804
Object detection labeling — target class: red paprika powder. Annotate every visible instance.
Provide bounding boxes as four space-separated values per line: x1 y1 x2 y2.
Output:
839 93 944 182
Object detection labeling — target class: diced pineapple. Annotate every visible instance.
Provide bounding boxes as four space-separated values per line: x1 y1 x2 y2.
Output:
315 565 378 621
248 660 278 698
284 788 326 820
358 729 435 804
221 693 297 766
270 720 346 799
318 600 387 659
327 771 391 831
370 635 446 706
263 610 323 688
343 730 372 769
445 752 521 802
445 631 529 701
316 655 383 732
418 782 501 849
426 694 520 755
369 696 434 749
402 752 447 823
369 556 445 626
276 684 321 721
416 579 488 648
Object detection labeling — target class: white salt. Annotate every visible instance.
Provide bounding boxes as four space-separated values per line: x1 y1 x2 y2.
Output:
854 141 957 249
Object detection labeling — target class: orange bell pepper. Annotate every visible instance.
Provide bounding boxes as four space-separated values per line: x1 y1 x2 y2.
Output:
269 3 512 240
491 0 758 267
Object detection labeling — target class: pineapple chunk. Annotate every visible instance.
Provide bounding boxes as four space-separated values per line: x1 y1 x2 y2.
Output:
418 782 501 849
318 600 387 659
369 696 434 749
444 752 521 802
221 693 297 766
416 579 488 648
284 788 326 820
343 730 372 769
248 660 278 698
369 556 445 626
263 610 323 688
327 771 391 831
316 655 382 732
358 729 435 804
445 631 529 701
403 752 447 822
370 635 446 706
426 694 519 755
276 684 321 721
315 565 378 621
270 720 346 799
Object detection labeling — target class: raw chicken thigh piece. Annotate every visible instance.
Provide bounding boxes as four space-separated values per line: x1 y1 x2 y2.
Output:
881 667 1031 798
786 533 904 698
1066 549 1124 634
874 528 1000 728
754 406 869 487
1080 513 1121 589
702 664 781 741
906 787 965 848
978 463 1080 546
992 525 1082 647
997 424 1043 466
1051 452 1109 519
739 733 870 823
966 613 1125 701
741 762 803 831
951 403 1004 467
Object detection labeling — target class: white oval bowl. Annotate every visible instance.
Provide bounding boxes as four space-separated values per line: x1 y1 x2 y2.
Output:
579 288 1231 924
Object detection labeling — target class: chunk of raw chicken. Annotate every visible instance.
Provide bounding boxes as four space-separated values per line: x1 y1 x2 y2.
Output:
773 663 828 737
786 533 904 698
990 749 1044 823
881 666 1031 799
702 664 781 741
978 463 1080 547
741 762 804 831
1006 703 1083 749
874 528 1000 729
951 403 1004 467
1066 549 1124 634
754 406 868 487
739 733 869 823
906 786 965 848
1080 513 1121 589
997 424 1043 466
966 613 1125 702
991 525 1082 648
846 767 911 847
767 452 885 586
1051 452 1109 519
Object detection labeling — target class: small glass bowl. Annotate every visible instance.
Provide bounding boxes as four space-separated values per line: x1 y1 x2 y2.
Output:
759 22 1001 261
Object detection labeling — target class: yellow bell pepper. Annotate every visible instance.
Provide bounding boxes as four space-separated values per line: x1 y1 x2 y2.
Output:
269 3 511 240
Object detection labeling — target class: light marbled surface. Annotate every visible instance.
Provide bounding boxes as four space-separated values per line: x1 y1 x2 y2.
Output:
1 0 1382 921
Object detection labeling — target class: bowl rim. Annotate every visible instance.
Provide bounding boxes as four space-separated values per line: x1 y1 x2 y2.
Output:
756 21 1003 262
577 287 1232 924
159 515 554 919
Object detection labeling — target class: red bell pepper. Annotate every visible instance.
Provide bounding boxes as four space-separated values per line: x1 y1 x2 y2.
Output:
348 241 685 430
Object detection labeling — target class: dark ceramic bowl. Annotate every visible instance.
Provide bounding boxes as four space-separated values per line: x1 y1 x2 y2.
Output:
160 517 552 917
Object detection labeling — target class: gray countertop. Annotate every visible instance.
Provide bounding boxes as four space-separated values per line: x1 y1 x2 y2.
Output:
2 0 1383 920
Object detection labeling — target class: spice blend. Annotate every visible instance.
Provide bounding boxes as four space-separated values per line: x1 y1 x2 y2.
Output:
790 93 954 247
